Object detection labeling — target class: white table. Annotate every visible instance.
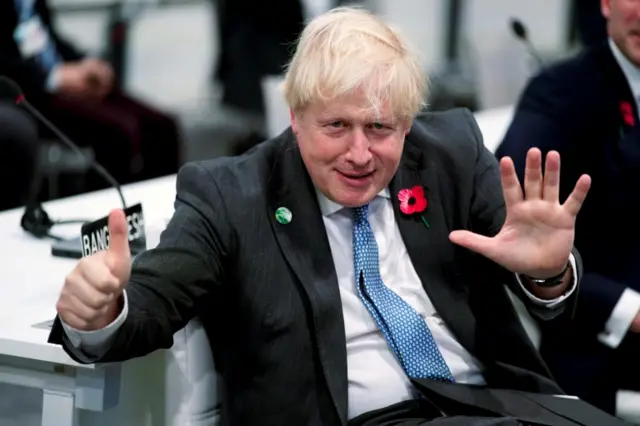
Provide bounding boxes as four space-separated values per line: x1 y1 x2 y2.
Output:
0 175 177 426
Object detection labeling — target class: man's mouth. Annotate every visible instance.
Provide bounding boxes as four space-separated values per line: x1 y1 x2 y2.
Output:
339 171 374 179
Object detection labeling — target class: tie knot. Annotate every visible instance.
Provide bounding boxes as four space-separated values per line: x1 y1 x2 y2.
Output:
353 205 369 222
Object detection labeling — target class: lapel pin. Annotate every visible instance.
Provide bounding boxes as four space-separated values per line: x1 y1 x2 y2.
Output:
275 207 292 224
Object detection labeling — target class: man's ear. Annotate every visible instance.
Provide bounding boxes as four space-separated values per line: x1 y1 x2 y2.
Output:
601 0 611 19
290 108 298 134
403 119 413 135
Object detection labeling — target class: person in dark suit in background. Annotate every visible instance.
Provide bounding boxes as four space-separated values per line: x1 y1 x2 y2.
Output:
573 0 608 47
212 0 306 154
0 0 183 194
213 0 305 116
47 7 622 426
0 101 38 211
497 0 640 416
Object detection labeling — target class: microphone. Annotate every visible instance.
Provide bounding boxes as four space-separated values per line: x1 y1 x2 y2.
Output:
509 18 545 69
0 77 127 243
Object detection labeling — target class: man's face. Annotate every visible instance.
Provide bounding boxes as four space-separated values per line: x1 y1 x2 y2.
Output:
291 92 410 208
603 0 640 66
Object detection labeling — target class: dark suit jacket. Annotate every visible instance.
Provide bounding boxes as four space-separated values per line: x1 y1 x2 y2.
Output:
0 0 84 102
50 109 581 425
572 0 607 47
496 42 640 409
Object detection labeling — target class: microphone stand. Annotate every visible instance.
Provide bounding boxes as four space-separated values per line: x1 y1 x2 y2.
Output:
21 168 59 240
510 18 545 70
20 155 88 241
522 39 545 69
18 100 126 241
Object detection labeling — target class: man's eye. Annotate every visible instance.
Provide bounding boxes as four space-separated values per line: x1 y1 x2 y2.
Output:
370 122 386 130
329 121 343 128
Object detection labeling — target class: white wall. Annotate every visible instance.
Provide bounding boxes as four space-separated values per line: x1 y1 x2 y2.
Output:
461 0 572 109
364 0 448 74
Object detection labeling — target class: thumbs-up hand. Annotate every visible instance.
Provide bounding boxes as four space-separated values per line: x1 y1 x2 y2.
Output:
57 210 131 331
105 209 131 283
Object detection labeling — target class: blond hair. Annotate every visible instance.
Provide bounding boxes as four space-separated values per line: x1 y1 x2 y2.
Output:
282 6 426 120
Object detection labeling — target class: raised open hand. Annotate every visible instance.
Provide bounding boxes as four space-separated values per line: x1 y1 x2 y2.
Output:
449 148 591 278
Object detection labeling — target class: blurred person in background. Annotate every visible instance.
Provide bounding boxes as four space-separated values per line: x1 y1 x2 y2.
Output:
0 101 39 211
0 0 183 195
573 0 608 47
213 0 305 117
497 0 640 416
212 0 305 154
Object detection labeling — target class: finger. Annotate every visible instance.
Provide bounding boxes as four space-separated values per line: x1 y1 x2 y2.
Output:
563 174 592 216
58 291 103 326
524 148 543 200
106 209 131 276
57 299 114 331
499 157 523 207
57 309 90 331
75 263 119 305
449 230 498 260
101 64 114 82
105 68 115 84
542 151 561 202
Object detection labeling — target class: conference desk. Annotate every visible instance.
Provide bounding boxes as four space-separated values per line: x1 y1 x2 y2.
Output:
0 175 176 426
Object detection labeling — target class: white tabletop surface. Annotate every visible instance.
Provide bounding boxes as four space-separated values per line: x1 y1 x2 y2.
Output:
0 175 177 368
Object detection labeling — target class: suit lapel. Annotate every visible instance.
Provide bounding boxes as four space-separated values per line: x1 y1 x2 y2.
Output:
268 133 348 425
389 140 479 358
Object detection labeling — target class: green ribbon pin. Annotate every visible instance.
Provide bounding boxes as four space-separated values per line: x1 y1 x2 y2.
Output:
275 207 292 224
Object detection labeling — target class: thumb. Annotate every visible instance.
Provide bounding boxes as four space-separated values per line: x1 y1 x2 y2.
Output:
106 209 131 279
449 230 497 259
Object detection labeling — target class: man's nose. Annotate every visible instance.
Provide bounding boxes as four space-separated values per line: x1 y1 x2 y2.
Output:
346 129 373 165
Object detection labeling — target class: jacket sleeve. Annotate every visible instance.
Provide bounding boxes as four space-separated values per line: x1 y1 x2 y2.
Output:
48 161 234 363
0 52 49 99
39 0 85 61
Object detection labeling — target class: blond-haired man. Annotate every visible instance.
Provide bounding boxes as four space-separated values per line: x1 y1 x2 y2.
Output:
48 7 617 426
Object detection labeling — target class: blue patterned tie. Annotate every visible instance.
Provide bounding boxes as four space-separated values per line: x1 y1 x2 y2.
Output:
352 204 454 381
14 0 61 73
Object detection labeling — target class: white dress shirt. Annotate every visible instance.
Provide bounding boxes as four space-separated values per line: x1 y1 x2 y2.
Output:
594 40 640 349
317 189 575 418
63 189 577 419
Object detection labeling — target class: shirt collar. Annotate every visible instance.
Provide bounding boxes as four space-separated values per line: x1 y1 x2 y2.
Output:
609 38 640 100
316 187 391 216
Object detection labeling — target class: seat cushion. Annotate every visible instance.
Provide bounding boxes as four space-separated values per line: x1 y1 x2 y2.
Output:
165 318 221 426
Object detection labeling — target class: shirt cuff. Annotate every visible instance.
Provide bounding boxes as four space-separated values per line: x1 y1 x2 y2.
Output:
45 65 61 92
515 254 578 308
598 288 640 349
61 290 128 352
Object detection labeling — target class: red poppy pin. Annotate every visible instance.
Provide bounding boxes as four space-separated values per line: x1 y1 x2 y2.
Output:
398 185 430 228
620 101 635 127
